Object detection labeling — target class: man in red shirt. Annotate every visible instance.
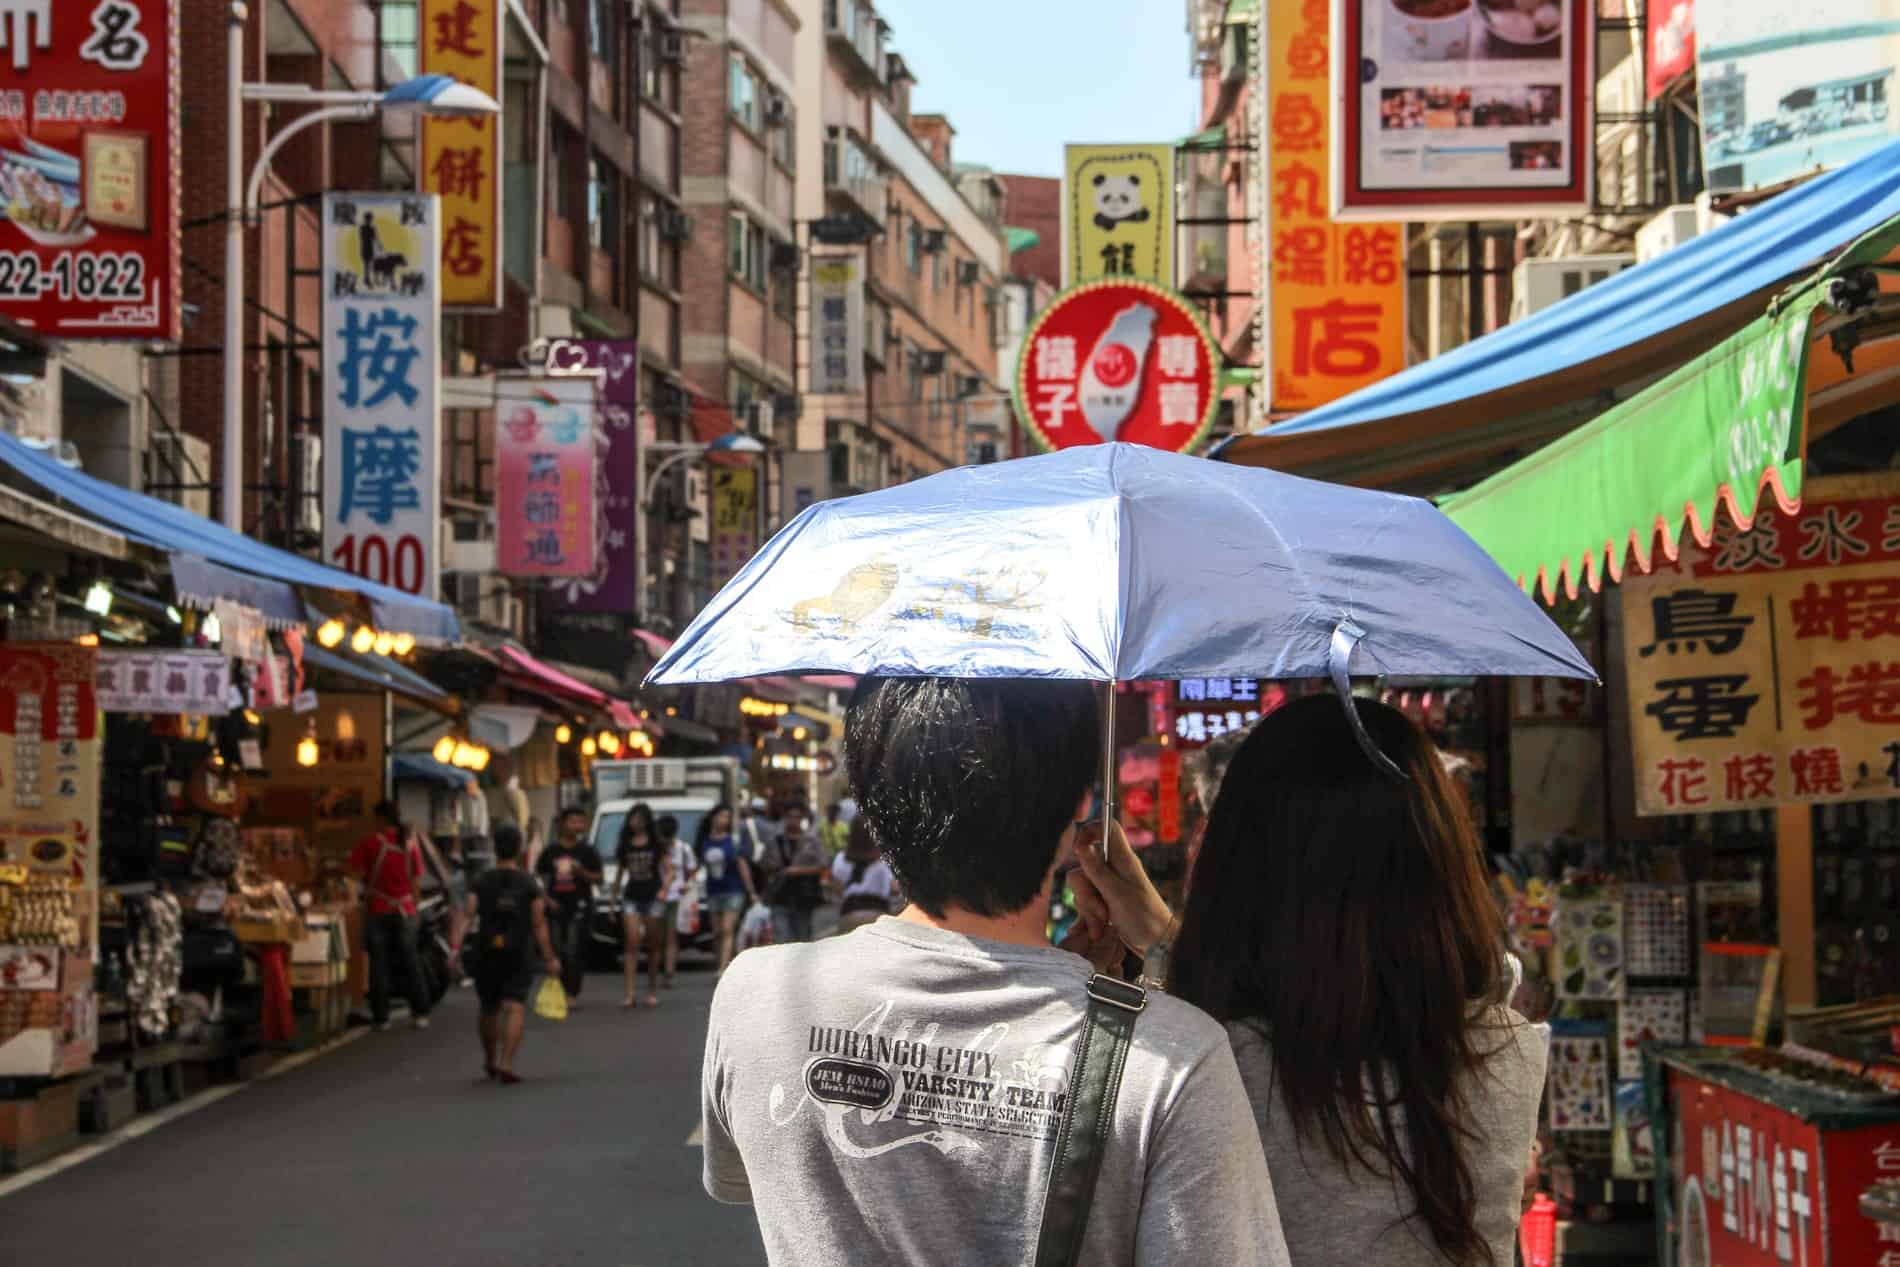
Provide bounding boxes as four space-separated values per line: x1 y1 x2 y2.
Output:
349 801 433 1030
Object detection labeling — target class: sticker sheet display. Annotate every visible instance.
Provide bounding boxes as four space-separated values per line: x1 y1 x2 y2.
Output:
1556 895 1624 999
1548 1026 1612 1132
1612 1079 1655 1178
1617 988 1687 1080
1623 883 1691 977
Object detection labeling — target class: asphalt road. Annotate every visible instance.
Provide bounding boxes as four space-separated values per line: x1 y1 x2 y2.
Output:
1 963 764 1267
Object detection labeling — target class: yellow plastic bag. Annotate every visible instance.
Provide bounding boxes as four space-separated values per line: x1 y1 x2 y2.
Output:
532 975 568 1022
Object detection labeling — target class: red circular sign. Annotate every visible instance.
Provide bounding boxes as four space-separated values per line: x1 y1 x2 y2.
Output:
1013 280 1221 453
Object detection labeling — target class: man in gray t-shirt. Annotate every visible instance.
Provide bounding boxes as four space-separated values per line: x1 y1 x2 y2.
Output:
701 677 1290 1266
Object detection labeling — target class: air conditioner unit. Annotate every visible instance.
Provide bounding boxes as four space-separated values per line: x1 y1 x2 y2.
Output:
290 432 321 537
763 91 790 126
957 374 983 398
658 204 694 243
149 432 211 517
769 241 801 274
657 29 686 65
956 259 980 286
1636 205 1702 264
913 348 945 374
920 228 946 255
773 390 798 420
748 399 775 435
1695 189 1725 236
1509 254 1634 320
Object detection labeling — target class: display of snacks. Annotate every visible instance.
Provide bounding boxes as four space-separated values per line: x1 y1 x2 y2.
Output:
0 874 80 947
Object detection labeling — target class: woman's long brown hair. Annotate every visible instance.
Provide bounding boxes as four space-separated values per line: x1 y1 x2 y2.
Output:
1170 694 1507 1265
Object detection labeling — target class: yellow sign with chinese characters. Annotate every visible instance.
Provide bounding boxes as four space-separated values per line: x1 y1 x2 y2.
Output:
1624 474 1900 815
1266 0 1404 411
420 0 502 309
1064 144 1175 288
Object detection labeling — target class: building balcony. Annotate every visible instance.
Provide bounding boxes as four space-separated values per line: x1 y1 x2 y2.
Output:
824 0 886 86
824 130 888 226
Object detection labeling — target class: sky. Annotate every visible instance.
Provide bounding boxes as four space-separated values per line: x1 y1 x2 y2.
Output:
876 1 1201 179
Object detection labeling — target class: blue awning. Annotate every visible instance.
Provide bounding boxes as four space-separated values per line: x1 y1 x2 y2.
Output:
1217 137 1900 485
301 643 453 708
391 751 471 789
0 431 459 642
168 555 306 628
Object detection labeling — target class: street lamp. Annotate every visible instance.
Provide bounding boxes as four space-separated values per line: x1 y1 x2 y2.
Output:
634 431 767 626
222 4 500 530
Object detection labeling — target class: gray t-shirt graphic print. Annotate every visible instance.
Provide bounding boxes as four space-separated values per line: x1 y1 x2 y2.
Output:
702 917 1292 1267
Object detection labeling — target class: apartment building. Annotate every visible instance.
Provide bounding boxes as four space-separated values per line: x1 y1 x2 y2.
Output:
789 0 1007 504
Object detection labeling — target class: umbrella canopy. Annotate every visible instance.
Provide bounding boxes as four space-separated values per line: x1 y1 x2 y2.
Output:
647 444 1595 689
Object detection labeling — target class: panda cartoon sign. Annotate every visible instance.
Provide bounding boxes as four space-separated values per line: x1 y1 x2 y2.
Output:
1063 144 1176 288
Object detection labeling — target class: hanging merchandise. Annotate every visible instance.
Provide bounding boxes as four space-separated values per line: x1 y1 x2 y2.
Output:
1548 1022 1613 1132
1618 988 1688 1080
193 818 242 881
1555 893 1625 999
1611 1080 1655 1179
1623 883 1692 977
126 891 183 1039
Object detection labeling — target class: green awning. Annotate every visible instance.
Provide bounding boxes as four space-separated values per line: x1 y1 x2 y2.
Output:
1224 0 1258 20
1442 216 1900 603
1181 124 1226 150
1004 226 1040 255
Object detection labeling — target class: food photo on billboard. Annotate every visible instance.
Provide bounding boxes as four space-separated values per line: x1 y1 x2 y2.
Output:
1331 0 1592 219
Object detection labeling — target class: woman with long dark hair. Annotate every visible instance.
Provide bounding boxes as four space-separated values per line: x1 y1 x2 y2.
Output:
696 802 754 974
1072 695 1545 1267
615 802 670 1009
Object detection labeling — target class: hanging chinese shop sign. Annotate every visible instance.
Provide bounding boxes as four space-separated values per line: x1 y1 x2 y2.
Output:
495 373 601 579
0 0 181 341
810 255 865 396
1062 143 1176 288
1624 474 1900 816
94 650 226 715
710 465 758 590
1329 0 1593 219
544 340 639 612
1014 279 1219 453
1266 0 1404 411
320 193 441 599
418 0 501 309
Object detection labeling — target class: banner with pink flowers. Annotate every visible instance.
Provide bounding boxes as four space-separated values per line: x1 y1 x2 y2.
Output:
495 374 602 578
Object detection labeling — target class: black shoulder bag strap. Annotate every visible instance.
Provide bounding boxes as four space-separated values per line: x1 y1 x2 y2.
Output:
1033 973 1146 1267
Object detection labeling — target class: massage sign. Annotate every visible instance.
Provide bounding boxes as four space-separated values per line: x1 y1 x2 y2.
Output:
1624 473 1900 815
0 0 182 340
1013 279 1220 453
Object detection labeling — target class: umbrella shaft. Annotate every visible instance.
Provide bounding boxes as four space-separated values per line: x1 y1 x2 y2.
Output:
1099 683 1117 861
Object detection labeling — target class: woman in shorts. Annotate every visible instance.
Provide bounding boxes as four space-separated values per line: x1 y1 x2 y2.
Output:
616 803 671 1009
696 803 754 974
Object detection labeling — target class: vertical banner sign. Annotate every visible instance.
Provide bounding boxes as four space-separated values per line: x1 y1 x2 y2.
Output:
0 644 99 897
1624 473 1900 815
1646 0 1694 100
321 193 441 599
1269 0 1405 411
710 466 758 590
545 340 638 611
0 0 181 341
1063 143 1176 288
810 256 864 395
495 372 600 578
1695 2 1900 194
1331 0 1593 218
419 0 502 309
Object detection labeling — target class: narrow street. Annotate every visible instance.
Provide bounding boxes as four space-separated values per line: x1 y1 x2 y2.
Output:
0 966 761 1267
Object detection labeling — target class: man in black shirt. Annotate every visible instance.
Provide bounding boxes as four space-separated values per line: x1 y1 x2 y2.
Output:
535 807 603 999
450 824 559 1084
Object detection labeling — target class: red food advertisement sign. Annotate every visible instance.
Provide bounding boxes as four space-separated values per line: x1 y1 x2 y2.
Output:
1013 279 1220 453
0 0 180 341
1646 0 1695 100
1667 1066 1900 1267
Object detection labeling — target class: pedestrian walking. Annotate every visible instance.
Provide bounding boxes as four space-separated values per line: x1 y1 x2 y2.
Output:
829 816 897 935
534 807 602 1000
615 802 672 1009
701 677 1291 1265
696 804 755 974
348 801 433 1031
1070 695 1546 1267
765 804 826 944
817 802 849 860
658 813 694 988
448 824 560 1085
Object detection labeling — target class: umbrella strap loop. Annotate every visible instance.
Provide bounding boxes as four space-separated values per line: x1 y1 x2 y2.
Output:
1328 620 1408 782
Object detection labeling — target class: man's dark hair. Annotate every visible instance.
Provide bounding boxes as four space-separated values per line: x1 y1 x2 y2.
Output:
374 800 401 829
845 677 1098 918
493 823 524 861
655 814 679 842
559 806 586 824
